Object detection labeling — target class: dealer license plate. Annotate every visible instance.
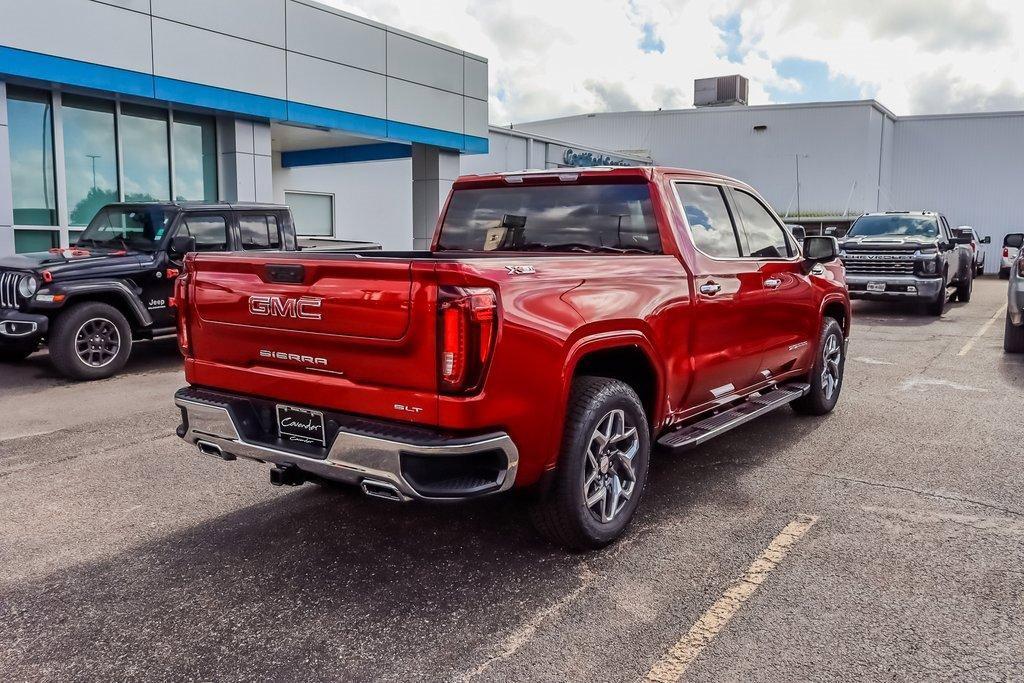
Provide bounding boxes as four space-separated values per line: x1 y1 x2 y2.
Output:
276 404 326 447
866 282 886 293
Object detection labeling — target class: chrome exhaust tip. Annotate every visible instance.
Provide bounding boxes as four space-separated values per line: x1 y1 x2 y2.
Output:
196 440 234 461
360 479 405 502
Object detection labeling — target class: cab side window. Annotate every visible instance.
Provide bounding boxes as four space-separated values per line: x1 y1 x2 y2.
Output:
732 190 793 258
674 183 741 258
239 214 282 250
179 215 228 252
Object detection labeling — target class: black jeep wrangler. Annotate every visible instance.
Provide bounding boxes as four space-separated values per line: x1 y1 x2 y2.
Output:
0 202 298 380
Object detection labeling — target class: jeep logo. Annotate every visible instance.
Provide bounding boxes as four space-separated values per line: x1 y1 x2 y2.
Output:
249 295 323 320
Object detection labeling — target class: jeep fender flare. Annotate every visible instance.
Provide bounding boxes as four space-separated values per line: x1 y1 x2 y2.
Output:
51 279 153 328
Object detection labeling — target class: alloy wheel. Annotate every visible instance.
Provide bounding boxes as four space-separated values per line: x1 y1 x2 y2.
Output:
583 408 640 524
821 333 842 401
75 318 121 368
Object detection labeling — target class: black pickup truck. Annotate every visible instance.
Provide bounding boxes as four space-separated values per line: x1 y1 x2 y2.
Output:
0 202 300 380
839 211 974 315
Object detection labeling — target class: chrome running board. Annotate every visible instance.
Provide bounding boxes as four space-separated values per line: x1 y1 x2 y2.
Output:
657 383 810 452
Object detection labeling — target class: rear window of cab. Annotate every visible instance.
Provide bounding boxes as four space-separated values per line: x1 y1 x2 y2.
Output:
436 183 662 254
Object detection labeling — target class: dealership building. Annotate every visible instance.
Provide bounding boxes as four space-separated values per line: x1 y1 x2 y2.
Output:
4 4 1022 269
0 0 643 257
515 82 1024 272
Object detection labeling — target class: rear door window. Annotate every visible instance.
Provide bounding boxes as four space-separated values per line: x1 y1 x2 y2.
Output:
179 214 228 252
732 190 794 258
437 182 662 253
674 182 741 258
239 214 282 250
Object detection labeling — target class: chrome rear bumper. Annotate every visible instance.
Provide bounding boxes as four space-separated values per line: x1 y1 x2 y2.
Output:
174 387 518 501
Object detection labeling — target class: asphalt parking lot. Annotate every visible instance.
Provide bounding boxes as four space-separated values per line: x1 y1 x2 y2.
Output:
1 277 1022 682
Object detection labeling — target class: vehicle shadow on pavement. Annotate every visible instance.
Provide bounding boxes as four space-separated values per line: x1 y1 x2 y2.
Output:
851 300 967 327
0 408 814 681
2 338 182 387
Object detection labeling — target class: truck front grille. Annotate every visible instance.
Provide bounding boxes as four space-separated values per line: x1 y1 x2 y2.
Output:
842 252 916 276
0 271 22 308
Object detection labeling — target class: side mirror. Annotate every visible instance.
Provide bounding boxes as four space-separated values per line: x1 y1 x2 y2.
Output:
803 235 839 263
981 235 991 244
170 234 196 256
789 226 806 241
1005 233 1024 249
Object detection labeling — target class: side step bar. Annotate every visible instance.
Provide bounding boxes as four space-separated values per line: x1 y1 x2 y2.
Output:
657 383 811 452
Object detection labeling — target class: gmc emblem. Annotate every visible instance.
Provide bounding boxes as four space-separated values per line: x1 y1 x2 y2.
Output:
249 295 323 320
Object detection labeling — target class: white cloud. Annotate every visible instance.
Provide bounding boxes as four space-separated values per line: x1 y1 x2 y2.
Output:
320 0 1024 121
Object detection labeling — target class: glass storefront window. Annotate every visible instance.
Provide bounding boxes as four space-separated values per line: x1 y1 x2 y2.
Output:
62 95 118 226
285 192 333 236
172 112 217 201
121 104 170 202
14 229 59 253
6 87 57 226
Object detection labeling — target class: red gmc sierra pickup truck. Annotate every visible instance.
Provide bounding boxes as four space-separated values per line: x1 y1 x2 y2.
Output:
173 167 850 549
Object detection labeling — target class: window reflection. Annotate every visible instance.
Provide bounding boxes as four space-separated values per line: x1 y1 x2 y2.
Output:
172 112 217 201
121 104 169 202
62 95 118 226
6 86 57 226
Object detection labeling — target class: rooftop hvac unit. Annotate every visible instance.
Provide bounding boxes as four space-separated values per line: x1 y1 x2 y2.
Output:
694 75 749 107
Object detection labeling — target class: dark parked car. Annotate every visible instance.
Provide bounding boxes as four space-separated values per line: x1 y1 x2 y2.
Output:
839 211 973 315
0 202 299 380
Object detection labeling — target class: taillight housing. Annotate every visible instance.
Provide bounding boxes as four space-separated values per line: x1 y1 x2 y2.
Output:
1004 248 1011 258
437 286 497 394
1018 258 1024 278
173 270 190 356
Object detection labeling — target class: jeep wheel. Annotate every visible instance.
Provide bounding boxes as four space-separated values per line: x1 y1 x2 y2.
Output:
1005 312 1024 353
50 302 133 380
792 317 846 416
976 263 984 277
955 267 973 302
529 376 650 551
1000 267 1011 280
0 345 34 363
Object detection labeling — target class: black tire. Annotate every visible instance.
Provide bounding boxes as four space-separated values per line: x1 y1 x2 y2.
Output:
49 302 133 380
0 346 34 362
1000 268 1011 280
926 271 947 316
792 317 846 416
529 376 651 551
1005 312 1024 353
955 267 973 302
976 263 984 277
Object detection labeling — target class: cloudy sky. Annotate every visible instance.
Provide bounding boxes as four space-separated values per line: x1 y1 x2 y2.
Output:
323 0 1024 124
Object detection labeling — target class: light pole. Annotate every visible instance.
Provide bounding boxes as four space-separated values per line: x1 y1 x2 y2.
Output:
86 154 100 189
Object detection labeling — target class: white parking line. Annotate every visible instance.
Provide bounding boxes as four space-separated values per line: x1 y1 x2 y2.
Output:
643 515 818 683
957 306 1006 356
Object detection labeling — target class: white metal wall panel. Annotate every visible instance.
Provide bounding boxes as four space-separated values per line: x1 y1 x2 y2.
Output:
464 57 488 101
0 0 153 73
892 114 1024 271
460 132 527 175
387 79 463 134
286 53 386 118
151 0 286 48
93 0 150 13
464 98 488 140
152 18 287 99
518 104 886 218
386 33 464 95
285 1 385 74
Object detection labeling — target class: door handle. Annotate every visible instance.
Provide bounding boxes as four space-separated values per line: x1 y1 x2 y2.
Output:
699 281 722 296
764 277 782 289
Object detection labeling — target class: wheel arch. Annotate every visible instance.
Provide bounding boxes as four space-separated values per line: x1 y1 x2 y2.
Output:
54 280 152 329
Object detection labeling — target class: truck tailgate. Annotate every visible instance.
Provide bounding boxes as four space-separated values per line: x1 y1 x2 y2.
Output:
184 253 440 424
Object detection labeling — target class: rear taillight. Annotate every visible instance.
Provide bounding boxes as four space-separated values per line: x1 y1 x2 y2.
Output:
173 269 190 355
1004 248 1011 258
438 286 497 394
